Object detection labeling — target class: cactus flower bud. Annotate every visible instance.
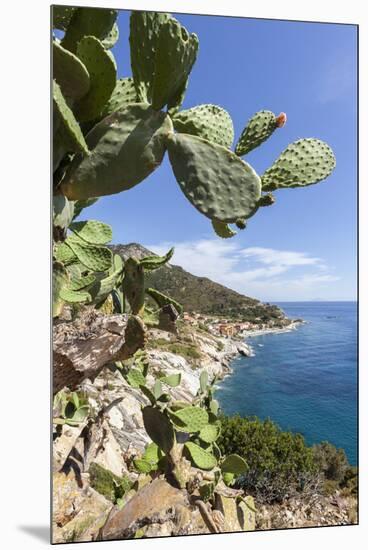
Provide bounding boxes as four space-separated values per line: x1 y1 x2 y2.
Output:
275 112 287 128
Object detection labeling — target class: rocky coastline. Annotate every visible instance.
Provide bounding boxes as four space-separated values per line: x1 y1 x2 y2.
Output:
52 313 306 542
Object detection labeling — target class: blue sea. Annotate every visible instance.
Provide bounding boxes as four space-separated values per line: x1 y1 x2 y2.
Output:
216 302 358 465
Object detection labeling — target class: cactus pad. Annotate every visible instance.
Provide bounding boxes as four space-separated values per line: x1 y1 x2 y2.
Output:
159 373 181 387
222 472 235 486
129 11 170 102
61 103 173 200
52 6 77 31
151 17 199 110
173 104 234 148
102 22 119 49
235 110 278 156
200 370 208 393
199 482 215 502
59 287 92 303
66 235 113 272
122 257 145 315
61 7 117 53
184 442 217 470
69 220 112 245
53 41 90 101
167 133 262 223
221 454 248 475
101 78 138 117
170 406 209 432
199 423 220 444
53 241 76 265
140 247 174 271
143 442 164 465
140 385 157 405
145 287 183 314
53 81 89 156
74 36 117 122
261 138 336 190
53 262 69 317
142 406 175 454
209 399 220 416
68 273 96 291
211 220 237 239
89 255 124 305
126 368 146 388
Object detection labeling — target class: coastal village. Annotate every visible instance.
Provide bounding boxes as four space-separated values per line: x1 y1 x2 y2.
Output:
182 310 295 338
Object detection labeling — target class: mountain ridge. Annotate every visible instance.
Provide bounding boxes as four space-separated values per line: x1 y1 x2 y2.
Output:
110 243 289 324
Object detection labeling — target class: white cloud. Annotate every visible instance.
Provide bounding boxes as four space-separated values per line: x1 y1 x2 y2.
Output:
145 239 340 302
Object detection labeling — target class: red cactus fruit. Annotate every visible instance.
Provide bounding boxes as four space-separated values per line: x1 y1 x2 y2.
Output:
275 112 287 128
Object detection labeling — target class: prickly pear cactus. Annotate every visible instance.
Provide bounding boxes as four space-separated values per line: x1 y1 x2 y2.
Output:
53 41 90 101
142 406 175 454
129 11 171 102
101 77 138 117
102 22 119 49
167 133 262 222
235 110 279 156
170 406 209 432
53 6 77 31
53 262 69 317
173 104 234 148
69 220 112 245
199 423 221 443
261 138 336 190
140 247 174 271
211 220 237 239
221 454 248 475
61 104 173 200
184 441 217 470
61 7 117 54
145 287 183 314
122 257 145 315
151 16 199 110
66 235 113 272
75 36 117 122
53 81 89 157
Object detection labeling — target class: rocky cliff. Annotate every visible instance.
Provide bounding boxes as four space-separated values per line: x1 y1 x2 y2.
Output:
52 317 253 543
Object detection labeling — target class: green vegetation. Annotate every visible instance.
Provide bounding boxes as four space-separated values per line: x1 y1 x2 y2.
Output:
88 462 132 504
52 6 338 532
312 441 358 496
147 336 202 363
125 357 246 494
218 415 357 503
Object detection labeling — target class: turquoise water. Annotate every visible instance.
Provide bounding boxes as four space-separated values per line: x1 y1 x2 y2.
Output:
216 302 358 464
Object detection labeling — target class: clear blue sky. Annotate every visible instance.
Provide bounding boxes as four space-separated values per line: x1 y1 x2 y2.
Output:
81 10 357 302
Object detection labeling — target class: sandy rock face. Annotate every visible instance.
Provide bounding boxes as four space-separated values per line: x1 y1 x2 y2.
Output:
52 471 112 543
100 479 190 540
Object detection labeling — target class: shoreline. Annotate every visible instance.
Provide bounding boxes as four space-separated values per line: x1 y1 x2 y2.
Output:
216 320 304 382
241 319 304 339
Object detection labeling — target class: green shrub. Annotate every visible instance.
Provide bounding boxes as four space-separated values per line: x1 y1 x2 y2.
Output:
167 342 201 360
312 441 349 482
218 416 358 502
218 415 318 503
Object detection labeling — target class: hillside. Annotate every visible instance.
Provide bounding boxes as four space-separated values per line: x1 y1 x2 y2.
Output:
110 243 289 325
